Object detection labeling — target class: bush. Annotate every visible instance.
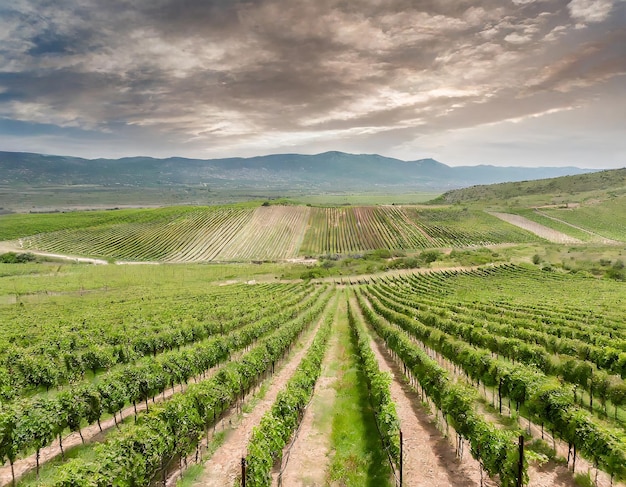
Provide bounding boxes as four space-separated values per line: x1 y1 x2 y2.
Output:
606 267 625 281
419 250 442 264
526 439 557 462
532 254 542 265
0 252 36 264
367 249 392 260
300 269 325 280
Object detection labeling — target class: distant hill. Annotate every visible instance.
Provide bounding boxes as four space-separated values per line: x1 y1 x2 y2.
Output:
435 167 626 205
0 151 594 191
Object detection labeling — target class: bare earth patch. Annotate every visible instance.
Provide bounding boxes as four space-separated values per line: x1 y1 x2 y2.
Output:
489 212 582 243
0 241 109 264
190 310 328 487
275 321 339 486
350 298 492 487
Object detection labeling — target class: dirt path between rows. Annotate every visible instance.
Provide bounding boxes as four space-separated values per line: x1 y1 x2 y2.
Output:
0 361 229 486
533 209 621 244
0 241 109 264
189 298 334 487
489 212 582 244
351 296 491 487
426 345 622 487
365 291 622 487
275 307 339 486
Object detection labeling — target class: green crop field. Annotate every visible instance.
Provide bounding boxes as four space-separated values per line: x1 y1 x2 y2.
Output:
1 204 541 263
538 197 626 242
1 262 625 486
1 168 626 487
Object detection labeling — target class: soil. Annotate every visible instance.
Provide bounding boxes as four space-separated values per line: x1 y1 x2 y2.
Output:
274 314 339 486
188 307 330 487
351 297 493 487
0 241 109 264
489 212 582 243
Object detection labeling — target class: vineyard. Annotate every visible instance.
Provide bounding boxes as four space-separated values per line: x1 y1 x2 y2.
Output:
2 205 540 263
1 262 625 486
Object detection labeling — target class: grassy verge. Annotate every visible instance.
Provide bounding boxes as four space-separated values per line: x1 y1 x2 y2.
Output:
327 295 393 487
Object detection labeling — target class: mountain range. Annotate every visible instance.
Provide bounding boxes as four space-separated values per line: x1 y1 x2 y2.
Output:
0 150 595 191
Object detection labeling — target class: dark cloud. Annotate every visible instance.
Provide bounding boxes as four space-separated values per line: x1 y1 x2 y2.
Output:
0 0 624 166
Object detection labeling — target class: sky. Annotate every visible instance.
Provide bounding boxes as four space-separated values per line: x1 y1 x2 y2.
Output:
0 0 625 168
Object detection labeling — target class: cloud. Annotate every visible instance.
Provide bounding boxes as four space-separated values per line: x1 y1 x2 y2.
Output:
0 0 623 167
567 0 614 23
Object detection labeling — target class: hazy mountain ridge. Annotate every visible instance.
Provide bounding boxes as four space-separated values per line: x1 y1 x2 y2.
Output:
0 150 594 190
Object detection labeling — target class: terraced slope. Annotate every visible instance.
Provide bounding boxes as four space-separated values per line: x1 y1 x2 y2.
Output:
214 206 310 261
5 204 541 262
299 206 538 255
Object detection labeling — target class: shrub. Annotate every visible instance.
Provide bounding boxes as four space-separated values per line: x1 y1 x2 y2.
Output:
419 250 442 264
0 252 36 263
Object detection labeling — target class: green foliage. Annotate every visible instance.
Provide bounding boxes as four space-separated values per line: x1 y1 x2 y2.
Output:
437 168 626 205
419 250 442 264
367 248 392 260
245 305 333 486
356 290 526 487
347 301 401 467
362 267 626 482
606 260 625 281
47 288 332 485
526 438 557 462
0 252 36 263
449 248 505 266
574 472 594 487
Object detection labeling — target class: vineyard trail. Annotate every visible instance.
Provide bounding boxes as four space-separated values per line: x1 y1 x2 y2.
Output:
275 307 339 486
189 296 335 487
488 212 582 243
351 296 492 487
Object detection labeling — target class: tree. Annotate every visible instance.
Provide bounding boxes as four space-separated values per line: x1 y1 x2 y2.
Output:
58 390 87 444
19 398 58 478
0 408 19 486
80 386 103 431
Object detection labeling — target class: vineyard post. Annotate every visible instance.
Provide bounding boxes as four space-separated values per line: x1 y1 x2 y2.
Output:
400 430 403 487
241 457 246 487
517 435 524 487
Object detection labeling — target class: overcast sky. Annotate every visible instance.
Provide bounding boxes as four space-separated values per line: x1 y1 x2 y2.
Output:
0 0 625 167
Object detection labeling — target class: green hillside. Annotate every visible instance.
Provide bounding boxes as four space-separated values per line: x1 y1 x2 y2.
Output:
434 167 626 206
430 167 626 244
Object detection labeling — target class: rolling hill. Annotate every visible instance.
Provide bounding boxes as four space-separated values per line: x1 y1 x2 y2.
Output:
434 167 626 205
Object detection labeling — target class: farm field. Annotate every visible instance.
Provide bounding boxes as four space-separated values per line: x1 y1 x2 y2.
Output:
293 191 441 206
1 204 541 263
504 209 596 243
1 261 625 487
503 203 626 245
537 197 626 242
